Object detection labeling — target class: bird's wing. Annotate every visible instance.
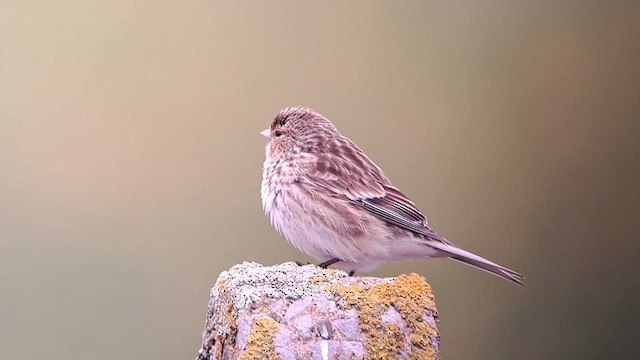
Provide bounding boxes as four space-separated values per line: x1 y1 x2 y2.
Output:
302 140 452 245
360 192 453 245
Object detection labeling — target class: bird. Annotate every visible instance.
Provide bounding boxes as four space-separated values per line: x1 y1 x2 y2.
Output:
260 106 524 285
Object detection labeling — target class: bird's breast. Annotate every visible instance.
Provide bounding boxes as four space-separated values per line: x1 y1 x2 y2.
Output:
261 157 298 216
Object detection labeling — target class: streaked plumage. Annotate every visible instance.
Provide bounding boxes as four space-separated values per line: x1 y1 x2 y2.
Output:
261 106 524 285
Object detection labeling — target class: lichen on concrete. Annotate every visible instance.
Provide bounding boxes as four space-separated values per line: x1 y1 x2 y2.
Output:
196 262 439 360
325 273 439 359
238 316 281 360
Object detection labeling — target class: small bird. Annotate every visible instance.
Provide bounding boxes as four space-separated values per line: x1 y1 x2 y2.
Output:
261 107 524 285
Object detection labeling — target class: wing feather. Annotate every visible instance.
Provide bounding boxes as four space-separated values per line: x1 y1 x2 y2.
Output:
302 137 451 245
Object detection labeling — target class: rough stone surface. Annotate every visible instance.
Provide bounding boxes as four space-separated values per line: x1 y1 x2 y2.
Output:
196 262 440 360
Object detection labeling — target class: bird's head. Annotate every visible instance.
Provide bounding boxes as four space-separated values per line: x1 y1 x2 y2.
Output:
261 106 339 158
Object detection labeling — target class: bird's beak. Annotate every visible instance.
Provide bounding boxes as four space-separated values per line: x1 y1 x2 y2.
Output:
260 128 271 138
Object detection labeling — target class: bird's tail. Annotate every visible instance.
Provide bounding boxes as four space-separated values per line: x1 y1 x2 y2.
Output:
427 242 525 285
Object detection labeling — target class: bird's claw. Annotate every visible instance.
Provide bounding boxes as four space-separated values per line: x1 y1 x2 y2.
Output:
317 258 341 268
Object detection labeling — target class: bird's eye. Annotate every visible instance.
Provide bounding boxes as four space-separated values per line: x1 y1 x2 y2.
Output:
274 130 283 137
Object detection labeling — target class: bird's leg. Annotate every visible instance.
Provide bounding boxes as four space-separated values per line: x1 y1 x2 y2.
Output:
348 270 356 276
294 260 311 266
317 258 341 268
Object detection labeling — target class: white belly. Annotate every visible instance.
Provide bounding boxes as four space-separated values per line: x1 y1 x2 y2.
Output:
261 157 439 273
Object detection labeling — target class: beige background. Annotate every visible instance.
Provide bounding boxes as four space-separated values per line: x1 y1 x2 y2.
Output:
1 1 638 359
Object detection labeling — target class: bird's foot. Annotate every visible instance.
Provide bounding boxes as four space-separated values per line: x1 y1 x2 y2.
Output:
348 270 356 276
317 258 341 268
294 260 312 266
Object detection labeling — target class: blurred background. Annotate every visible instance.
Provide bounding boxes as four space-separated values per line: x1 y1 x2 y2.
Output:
1 1 638 359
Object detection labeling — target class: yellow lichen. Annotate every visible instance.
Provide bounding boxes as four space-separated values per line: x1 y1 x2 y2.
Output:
311 274 330 285
325 273 438 360
227 303 237 338
213 333 224 359
238 317 281 360
310 268 344 285
216 278 226 294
